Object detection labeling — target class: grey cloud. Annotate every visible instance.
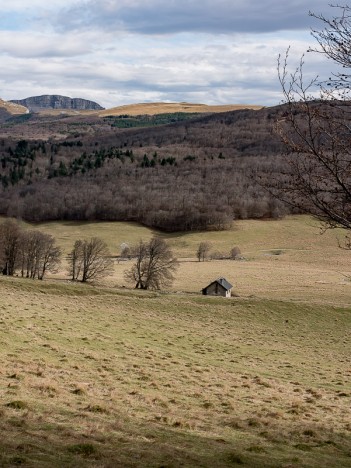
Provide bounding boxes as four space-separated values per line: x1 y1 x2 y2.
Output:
56 0 332 35
0 6 332 109
0 32 94 59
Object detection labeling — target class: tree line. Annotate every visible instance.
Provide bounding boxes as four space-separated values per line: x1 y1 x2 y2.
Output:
0 152 287 231
0 219 115 282
0 219 178 289
0 219 61 279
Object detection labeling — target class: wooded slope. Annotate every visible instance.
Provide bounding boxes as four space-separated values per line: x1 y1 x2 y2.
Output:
0 105 290 230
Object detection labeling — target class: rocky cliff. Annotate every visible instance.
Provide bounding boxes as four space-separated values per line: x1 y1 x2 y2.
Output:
10 95 104 112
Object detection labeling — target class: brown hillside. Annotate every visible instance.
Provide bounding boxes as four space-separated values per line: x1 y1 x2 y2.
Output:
27 102 262 117
0 105 288 230
0 98 28 115
99 102 263 116
33 108 101 116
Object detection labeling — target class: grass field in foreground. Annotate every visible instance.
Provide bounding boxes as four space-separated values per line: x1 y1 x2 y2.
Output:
0 215 350 466
0 277 350 467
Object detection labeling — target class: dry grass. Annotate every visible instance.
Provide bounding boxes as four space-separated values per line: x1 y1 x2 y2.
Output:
0 215 351 466
98 102 263 117
0 278 350 466
34 109 101 116
10 214 351 307
0 99 28 115
30 102 263 118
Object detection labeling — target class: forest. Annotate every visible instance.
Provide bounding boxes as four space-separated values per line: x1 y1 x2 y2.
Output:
0 105 293 231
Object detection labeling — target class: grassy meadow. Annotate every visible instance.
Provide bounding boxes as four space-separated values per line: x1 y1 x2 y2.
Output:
15 214 351 306
98 102 263 117
0 215 350 467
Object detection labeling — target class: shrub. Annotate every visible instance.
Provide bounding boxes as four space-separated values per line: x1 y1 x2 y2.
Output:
67 443 98 457
5 400 28 410
230 246 241 259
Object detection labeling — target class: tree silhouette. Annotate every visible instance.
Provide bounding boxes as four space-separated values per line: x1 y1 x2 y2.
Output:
196 242 211 262
276 5 351 245
0 219 21 275
68 237 113 282
125 237 178 290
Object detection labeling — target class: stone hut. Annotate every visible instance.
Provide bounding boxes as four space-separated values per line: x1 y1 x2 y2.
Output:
202 277 233 298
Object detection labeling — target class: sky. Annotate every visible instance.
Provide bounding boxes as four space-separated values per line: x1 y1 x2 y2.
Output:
0 0 337 108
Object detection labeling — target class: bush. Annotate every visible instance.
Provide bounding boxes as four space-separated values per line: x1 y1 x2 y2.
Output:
210 250 227 260
230 246 241 259
67 443 98 457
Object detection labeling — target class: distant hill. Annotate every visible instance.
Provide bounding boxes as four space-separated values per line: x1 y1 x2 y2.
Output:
10 95 105 112
0 98 28 115
4 98 262 117
99 102 263 117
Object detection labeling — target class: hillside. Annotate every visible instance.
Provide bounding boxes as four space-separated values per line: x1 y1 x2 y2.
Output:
99 101 263 116
0 98 28 116
0 277 350 467
8 214 351 306
0 105 289 229
0 215 351 466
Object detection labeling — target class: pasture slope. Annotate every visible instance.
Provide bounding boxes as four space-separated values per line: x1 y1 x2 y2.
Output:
98 102 263 117
0 215 350 467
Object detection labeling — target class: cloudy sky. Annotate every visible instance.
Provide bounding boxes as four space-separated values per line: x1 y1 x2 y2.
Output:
0 0 336 108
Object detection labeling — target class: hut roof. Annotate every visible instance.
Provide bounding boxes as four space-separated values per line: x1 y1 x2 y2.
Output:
203 277 233 291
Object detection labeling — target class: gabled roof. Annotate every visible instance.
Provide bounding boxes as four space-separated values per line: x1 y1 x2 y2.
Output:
216 277 233 290
203 277 233 291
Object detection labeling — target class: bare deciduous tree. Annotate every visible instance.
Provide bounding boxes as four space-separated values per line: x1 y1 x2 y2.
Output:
0 219 21 275
0 220 61 279
69 239 84 281
68 237 113 282
36 233 62 280
125 237 178 290
276 5 351 245
19 231 61 280
196 241 212 262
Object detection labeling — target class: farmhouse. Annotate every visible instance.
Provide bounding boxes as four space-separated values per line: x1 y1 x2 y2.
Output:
202 277 233 298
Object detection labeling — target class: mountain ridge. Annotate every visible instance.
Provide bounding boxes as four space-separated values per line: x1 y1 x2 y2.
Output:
10 95 105 112
3 96 263 117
